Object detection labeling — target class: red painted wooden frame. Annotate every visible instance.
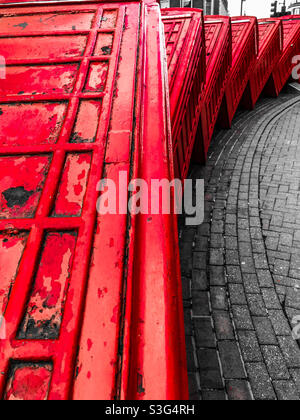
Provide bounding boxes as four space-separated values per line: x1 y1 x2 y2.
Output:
193 15 232 161
242 19 283 109
162 8 206 181
218 16 258 129
0 0 188 400
264 16 300 97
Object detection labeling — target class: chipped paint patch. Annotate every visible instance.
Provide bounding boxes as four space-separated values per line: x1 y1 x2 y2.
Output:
0 231 28 314
0 102 67 146
84 62 109 93
4 362 52 401
0 154 52 219
70 100 102 143
52 153 92 217
0 64 78 96
18 232 77 340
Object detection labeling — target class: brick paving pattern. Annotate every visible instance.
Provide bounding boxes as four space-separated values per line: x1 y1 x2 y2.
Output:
179 89 300 400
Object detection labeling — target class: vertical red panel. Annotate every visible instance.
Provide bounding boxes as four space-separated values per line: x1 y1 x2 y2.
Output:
195 15 231 160
218 16 258 128
162 8 206 180
242 19 283 109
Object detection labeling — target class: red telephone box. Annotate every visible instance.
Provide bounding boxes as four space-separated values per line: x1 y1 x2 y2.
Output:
0 0 188 400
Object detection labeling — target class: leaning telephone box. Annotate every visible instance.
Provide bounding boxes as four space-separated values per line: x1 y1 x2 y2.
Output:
242 18 283 109
218 16 258 129
193 15 231 161
162 8 206 180
264 16 300 97
0 0 188 400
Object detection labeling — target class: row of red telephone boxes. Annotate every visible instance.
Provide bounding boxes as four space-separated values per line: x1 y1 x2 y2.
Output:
164 9 300 180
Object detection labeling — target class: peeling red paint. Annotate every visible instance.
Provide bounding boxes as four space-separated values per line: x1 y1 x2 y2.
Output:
0 102 67 146
84 62 109 92
0 64 78 97
1 35 87 61
70 100 102 143
0 231 28 314
18 232 77 340
0 155 51 219
52 153 92 217
4 363 52 401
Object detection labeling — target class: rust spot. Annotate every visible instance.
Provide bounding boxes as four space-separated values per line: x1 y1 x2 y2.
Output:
101 46 112 55
13 22 28 30
137 373 145 394
2 186 34 208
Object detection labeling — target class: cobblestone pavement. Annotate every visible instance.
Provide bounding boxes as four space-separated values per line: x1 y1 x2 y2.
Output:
179 88 300 400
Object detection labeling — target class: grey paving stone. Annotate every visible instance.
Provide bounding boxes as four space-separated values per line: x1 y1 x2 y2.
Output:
239 242 252 257
181 228 196 243
273 380 300 400
240 257 256 274
188 373 200 400
193 252 207 270
243 273 260 294
238 331 263 362
210 248 224 266
193 235 208 252
197 348 223 390
289 369 300 393
274 259 290 277
209 265 226 286
192 270 208 291
261 288 282 309
198 222 210 237
182 276 191 301
229 284 247 305
226 265 243 284
247 294 268 316
285 287 300 310
218 341 246 379
210 287 228 310
245 363 276 400
256 269 274 287
210 233 225 248
253 253 269 270
192 291 210 316
226 250 240 266
213 311 235 341
226 380 253 400
277 336 300 368
232 305 254 330
225 236 238 250
202 390 226 400
268 309 291 336
261 345 290 380
253 316 277 345
184 308 192 336
194 318 216 349
186 349 197 372
211 220 224 234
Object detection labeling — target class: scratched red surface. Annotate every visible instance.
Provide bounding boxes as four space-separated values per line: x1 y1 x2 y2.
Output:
0 0 188 401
